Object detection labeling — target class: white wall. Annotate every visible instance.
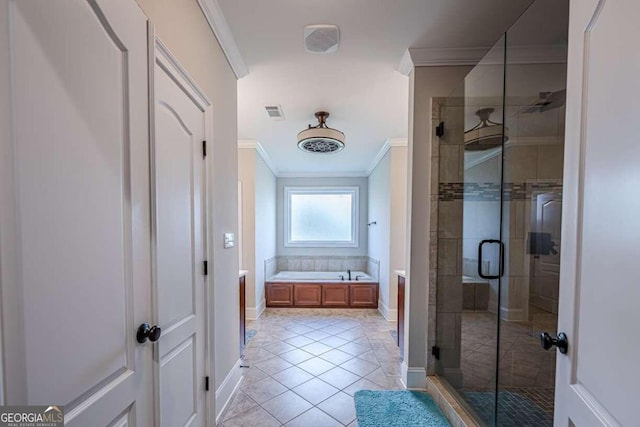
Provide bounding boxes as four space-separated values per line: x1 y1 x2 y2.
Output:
368 153 391 316
276 177 369 256
253 153 276 317
135 0 240 411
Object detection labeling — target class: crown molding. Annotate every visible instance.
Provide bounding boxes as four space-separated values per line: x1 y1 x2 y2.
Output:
237 139 278 175
366 140 391 176
397 44 567 76
389 138 408 147
197 0 249 79
397 50 414 76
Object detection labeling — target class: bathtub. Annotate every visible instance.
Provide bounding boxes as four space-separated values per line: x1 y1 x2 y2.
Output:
266 271 378 308
269 270 375 283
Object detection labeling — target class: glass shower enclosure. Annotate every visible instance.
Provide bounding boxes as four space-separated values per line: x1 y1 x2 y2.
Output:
434 0 568 425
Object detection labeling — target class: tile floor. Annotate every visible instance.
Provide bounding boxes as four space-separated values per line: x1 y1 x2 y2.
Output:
219 308 404 427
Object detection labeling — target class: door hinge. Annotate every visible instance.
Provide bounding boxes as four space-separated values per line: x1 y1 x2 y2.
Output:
205 376 209 391
203 260 208 276
435 122 445 138
202 140 207 158
432 345 441 360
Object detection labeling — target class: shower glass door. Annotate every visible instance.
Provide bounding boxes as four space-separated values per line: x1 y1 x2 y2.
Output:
498 1 568 425
435 0 568 425
435 36 506 425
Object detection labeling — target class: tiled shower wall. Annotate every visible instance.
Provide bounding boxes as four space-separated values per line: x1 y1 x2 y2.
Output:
428 95 564 378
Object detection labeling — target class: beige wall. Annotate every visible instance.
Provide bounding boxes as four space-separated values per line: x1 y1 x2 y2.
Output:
368 145 408 320
136 0 240 404
238 149 256 306
389 145 408 312
405 66 472 384
238 148 277 318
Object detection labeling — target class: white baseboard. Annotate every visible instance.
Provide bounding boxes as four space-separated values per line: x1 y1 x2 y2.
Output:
401 361 427 389
377 299 398 321
246 299 265 320
215 359 243 423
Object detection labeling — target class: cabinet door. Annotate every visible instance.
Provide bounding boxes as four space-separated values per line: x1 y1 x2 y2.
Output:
266 283 294 306
322 285 350 307
350 285 378 308
294 284 322 307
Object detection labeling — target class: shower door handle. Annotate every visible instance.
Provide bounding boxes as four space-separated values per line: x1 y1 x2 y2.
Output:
478 239 504 279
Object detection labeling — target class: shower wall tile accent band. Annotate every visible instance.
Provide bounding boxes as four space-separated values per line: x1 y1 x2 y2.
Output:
439 182 563 202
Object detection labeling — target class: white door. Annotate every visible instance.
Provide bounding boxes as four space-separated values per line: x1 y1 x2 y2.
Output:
152 41 208 427
0 0 153 425
557 0 640 425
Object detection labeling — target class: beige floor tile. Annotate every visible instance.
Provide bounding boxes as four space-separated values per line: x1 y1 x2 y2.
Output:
222 405 280 427
253 355 293 376
243 376 287 404
280 348 315 365
263 340 297 355
317 391 357 425
301 341 333 356
343 378 384 396
320 335 350 348
221 390 258 422
319 349 355 365
292 378 339 405
340 358 379 377
285 407 343 427
297 357 335 376
271 366 314 389
261 390 313 424
285 335 315 348
318 366 361 390
305 330 331 341
339 342 371 356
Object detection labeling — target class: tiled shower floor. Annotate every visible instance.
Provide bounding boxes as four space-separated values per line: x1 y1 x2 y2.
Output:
219 308 403 426
456 308 557 425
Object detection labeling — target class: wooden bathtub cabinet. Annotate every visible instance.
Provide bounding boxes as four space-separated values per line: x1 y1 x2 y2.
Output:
266 282 378 308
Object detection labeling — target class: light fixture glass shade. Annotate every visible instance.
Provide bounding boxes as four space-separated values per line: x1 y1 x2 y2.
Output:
297 111 345 153
464 108 508 151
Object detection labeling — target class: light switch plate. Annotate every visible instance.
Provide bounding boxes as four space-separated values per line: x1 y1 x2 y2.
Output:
224 233 235 249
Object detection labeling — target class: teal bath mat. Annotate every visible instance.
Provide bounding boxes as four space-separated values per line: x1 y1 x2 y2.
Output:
354 390 451 427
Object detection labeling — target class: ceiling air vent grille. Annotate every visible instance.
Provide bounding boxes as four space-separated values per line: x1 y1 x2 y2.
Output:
265 105 284 120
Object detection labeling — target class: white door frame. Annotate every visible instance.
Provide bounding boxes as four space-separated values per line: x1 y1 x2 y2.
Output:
149 33 215 426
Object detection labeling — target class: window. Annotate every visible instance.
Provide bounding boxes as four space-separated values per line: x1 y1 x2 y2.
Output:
284 186 359 247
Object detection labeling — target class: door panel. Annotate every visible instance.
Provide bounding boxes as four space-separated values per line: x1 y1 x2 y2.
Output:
153 50 206 427
558 0 640 425
4 0 152 424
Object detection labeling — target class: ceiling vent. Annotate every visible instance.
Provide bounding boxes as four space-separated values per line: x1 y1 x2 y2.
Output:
265 105 284 121
304 25 339 54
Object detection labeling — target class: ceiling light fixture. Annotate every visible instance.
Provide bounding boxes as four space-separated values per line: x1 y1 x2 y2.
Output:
297 111 345 154
464 108 509 151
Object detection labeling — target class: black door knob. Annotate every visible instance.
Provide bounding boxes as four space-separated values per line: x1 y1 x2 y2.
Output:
137 323 162 344
540 332 568 354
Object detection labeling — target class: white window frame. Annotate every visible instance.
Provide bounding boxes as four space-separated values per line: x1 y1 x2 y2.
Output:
284 186 359 248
